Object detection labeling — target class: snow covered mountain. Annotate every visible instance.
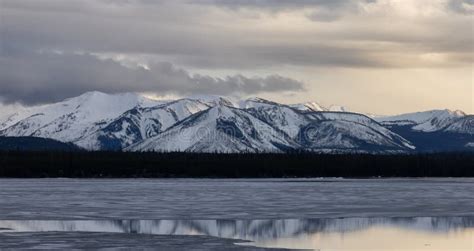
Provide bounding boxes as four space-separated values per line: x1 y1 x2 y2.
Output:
299 112 415 152
375 110 473 152
128 105 299 153
376 109 466 132
0 92 472 152
75 99 210 150
244 98 312 138
242 98 414 152
0 92 162 143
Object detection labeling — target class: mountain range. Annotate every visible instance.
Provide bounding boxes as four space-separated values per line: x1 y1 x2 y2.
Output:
0 91 472 153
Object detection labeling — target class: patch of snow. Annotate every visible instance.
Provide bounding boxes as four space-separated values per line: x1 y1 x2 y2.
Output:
289 102 327 112
187 95 237 107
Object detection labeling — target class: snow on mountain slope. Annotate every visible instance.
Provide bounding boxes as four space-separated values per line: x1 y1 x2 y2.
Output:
128 105 300 153
307 112 376 125
239 98 414 151
289 102 350 113
0 92 161 143
188 95 236 107
228 98 415 152
243 98 312 138
297 112 415 151
297 120 412 151
289 102 327 112
443 115 473 135
0 104 25 129
376 109 466 132
239 97 272 109
75 99 210 150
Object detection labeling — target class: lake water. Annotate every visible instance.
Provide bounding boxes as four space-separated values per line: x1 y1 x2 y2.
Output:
0 178 473 250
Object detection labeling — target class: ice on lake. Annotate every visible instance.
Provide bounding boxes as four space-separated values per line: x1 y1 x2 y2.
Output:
1 178 474 220
0 178 473 250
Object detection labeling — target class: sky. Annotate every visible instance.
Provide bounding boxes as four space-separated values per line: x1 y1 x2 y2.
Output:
0 0 472 115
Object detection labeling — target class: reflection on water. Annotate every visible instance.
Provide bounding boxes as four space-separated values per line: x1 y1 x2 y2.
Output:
1 217 473 250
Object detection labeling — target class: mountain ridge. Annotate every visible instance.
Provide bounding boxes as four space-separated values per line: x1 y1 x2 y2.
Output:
1 92 472 153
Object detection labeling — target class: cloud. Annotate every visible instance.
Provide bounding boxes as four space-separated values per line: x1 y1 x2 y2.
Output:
0 0 472 113
1 0 470 71
0 52 304 105
193 0 376 22
193 0 354 11
448 0 474 14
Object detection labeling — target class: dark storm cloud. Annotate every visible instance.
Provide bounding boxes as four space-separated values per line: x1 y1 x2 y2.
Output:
1 0 470 70
0 52 304 105
0 0 472 106
0 0 389 69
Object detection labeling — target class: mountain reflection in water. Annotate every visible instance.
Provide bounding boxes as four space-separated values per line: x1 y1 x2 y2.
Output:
1 217 473 250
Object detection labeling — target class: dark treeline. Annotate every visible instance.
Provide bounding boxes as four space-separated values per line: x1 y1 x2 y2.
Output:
0 151 473 178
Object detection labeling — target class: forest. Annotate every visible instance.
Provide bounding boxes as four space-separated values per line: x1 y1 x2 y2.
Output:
0 151 473 178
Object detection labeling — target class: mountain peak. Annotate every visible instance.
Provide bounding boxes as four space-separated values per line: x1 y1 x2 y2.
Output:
187 95 235 107
79 90 108 97
447 109 466 117
239 97 283 109
290 101 327 112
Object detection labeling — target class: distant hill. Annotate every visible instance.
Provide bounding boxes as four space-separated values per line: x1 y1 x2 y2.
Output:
0 137 81 151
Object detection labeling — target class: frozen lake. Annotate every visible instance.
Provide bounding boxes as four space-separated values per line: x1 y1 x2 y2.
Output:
0 178 473 249
1 178 474 220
